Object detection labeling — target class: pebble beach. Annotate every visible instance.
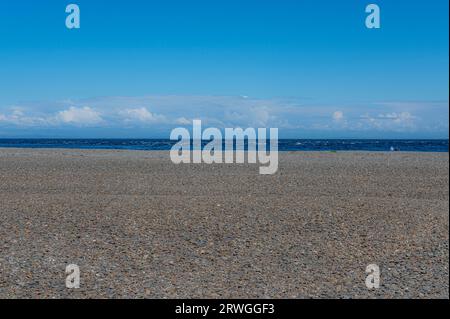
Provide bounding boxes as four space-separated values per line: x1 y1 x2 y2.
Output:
0 148 448 298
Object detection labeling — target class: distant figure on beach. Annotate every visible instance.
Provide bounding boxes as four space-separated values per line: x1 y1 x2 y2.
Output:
390 146 400 152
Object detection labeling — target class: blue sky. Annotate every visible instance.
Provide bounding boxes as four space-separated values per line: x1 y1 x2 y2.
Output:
0 0 448 138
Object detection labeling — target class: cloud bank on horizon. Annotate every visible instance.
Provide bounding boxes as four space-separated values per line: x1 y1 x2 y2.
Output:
0 96 448 138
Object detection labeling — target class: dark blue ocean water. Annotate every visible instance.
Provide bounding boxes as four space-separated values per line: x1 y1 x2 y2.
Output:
0 139 448 152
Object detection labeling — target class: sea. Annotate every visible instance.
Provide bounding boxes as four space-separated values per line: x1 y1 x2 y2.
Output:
0 139 448 152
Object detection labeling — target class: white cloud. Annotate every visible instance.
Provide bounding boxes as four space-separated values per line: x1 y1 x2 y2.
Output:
175 117 191 125
380 112 415 122
252 106 271 127
57 107 103 125
223 105 274 127
332 111 344 122
0 107 49 126
1 96 447 137
119 107 165 123
359 112 417 131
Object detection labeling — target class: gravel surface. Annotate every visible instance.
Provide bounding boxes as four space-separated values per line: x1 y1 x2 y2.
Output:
0 148 448 298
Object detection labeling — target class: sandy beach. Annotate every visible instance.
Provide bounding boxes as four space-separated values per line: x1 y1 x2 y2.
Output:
0 148 448 298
